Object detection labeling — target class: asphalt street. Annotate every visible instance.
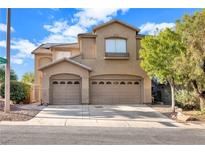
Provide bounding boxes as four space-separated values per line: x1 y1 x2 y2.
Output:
1 125 205 144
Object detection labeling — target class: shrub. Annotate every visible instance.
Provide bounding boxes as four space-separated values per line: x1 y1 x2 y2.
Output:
0 81 31 104
183 103 199 111
175 89 200 111
176 101 184 109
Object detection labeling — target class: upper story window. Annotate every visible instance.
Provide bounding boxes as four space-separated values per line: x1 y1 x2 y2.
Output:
105 38 127 53
56 51 71 60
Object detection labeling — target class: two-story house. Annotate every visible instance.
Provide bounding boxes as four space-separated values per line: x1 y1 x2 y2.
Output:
32 20 151 105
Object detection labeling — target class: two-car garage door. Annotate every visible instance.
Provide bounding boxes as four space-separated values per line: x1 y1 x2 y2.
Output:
51 74 142 105
90 75 141 104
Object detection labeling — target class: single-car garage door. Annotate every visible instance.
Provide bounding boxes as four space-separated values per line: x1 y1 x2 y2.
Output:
51 74 81 105
90 75 142 104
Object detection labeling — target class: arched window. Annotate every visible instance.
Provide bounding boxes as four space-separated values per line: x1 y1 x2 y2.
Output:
99 81 104 85
67 81 72 84
105 38 126 53
74 81 80 84
106 81 112 84
127 81 132 85
92 81 97 85
134 81 139 85
113 81 119 85
60 81 65 84
120 81 126 85
52 81 58 84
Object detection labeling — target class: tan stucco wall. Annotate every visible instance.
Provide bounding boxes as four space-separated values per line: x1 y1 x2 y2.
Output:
75 22 152 103
95 23 137 60
34 53 52 102
40 61 90 104
80 38 96 59
34 21 152 104
33 46 80 102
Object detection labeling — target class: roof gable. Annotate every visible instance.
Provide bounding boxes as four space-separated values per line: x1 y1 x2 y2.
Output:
93 19 140 32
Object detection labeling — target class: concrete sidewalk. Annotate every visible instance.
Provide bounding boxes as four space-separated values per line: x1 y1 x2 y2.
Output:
1 115 204 129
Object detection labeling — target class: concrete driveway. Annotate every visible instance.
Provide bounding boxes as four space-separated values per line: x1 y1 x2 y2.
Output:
25 104 185 128
34 105 168 121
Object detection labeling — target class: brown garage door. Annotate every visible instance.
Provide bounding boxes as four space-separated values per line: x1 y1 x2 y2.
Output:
90 76 141 104
51 78 81 105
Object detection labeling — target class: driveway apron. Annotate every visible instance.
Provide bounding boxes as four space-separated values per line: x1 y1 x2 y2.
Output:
25 104 186 128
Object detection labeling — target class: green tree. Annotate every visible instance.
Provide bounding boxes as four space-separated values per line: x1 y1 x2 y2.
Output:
174 9 205 110
0 66 18 83
21 72 34 85
140 28 185 112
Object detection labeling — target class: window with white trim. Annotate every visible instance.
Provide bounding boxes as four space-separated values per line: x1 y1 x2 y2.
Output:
105 38 126 53
56 51 71 59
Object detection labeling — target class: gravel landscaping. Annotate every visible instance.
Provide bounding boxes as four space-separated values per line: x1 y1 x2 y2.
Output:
150 104 205 123
0 101 42 121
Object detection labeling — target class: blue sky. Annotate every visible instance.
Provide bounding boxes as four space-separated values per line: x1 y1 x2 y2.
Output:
0 8 201 80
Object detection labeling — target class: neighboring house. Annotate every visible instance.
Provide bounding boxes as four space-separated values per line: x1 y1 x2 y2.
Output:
32 20 152 105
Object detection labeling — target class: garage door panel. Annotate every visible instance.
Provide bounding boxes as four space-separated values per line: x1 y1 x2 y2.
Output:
52 79 81 105
91 78 141 104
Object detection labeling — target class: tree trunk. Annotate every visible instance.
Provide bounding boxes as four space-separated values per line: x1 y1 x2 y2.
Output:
191 80 205 111
168 79 176 113
170 83 175 113
199 94 205 111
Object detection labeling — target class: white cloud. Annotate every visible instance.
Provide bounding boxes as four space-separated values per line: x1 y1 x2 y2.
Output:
63 25 85 37
43 21 69 33
11 57 23 64
140 22 175 35
0 40 6 47
0 39 37 64
0 23 15 32
11 39 37 59
74 8 129 28
42 8 129 43
43 34 76 43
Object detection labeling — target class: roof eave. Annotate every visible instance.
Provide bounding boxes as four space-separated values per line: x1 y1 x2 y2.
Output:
31 44 44 54
78 33 97 38
38 58 92 71
51 43 79 48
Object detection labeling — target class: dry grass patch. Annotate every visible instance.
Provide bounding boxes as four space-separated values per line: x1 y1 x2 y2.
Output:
182 111 205 122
